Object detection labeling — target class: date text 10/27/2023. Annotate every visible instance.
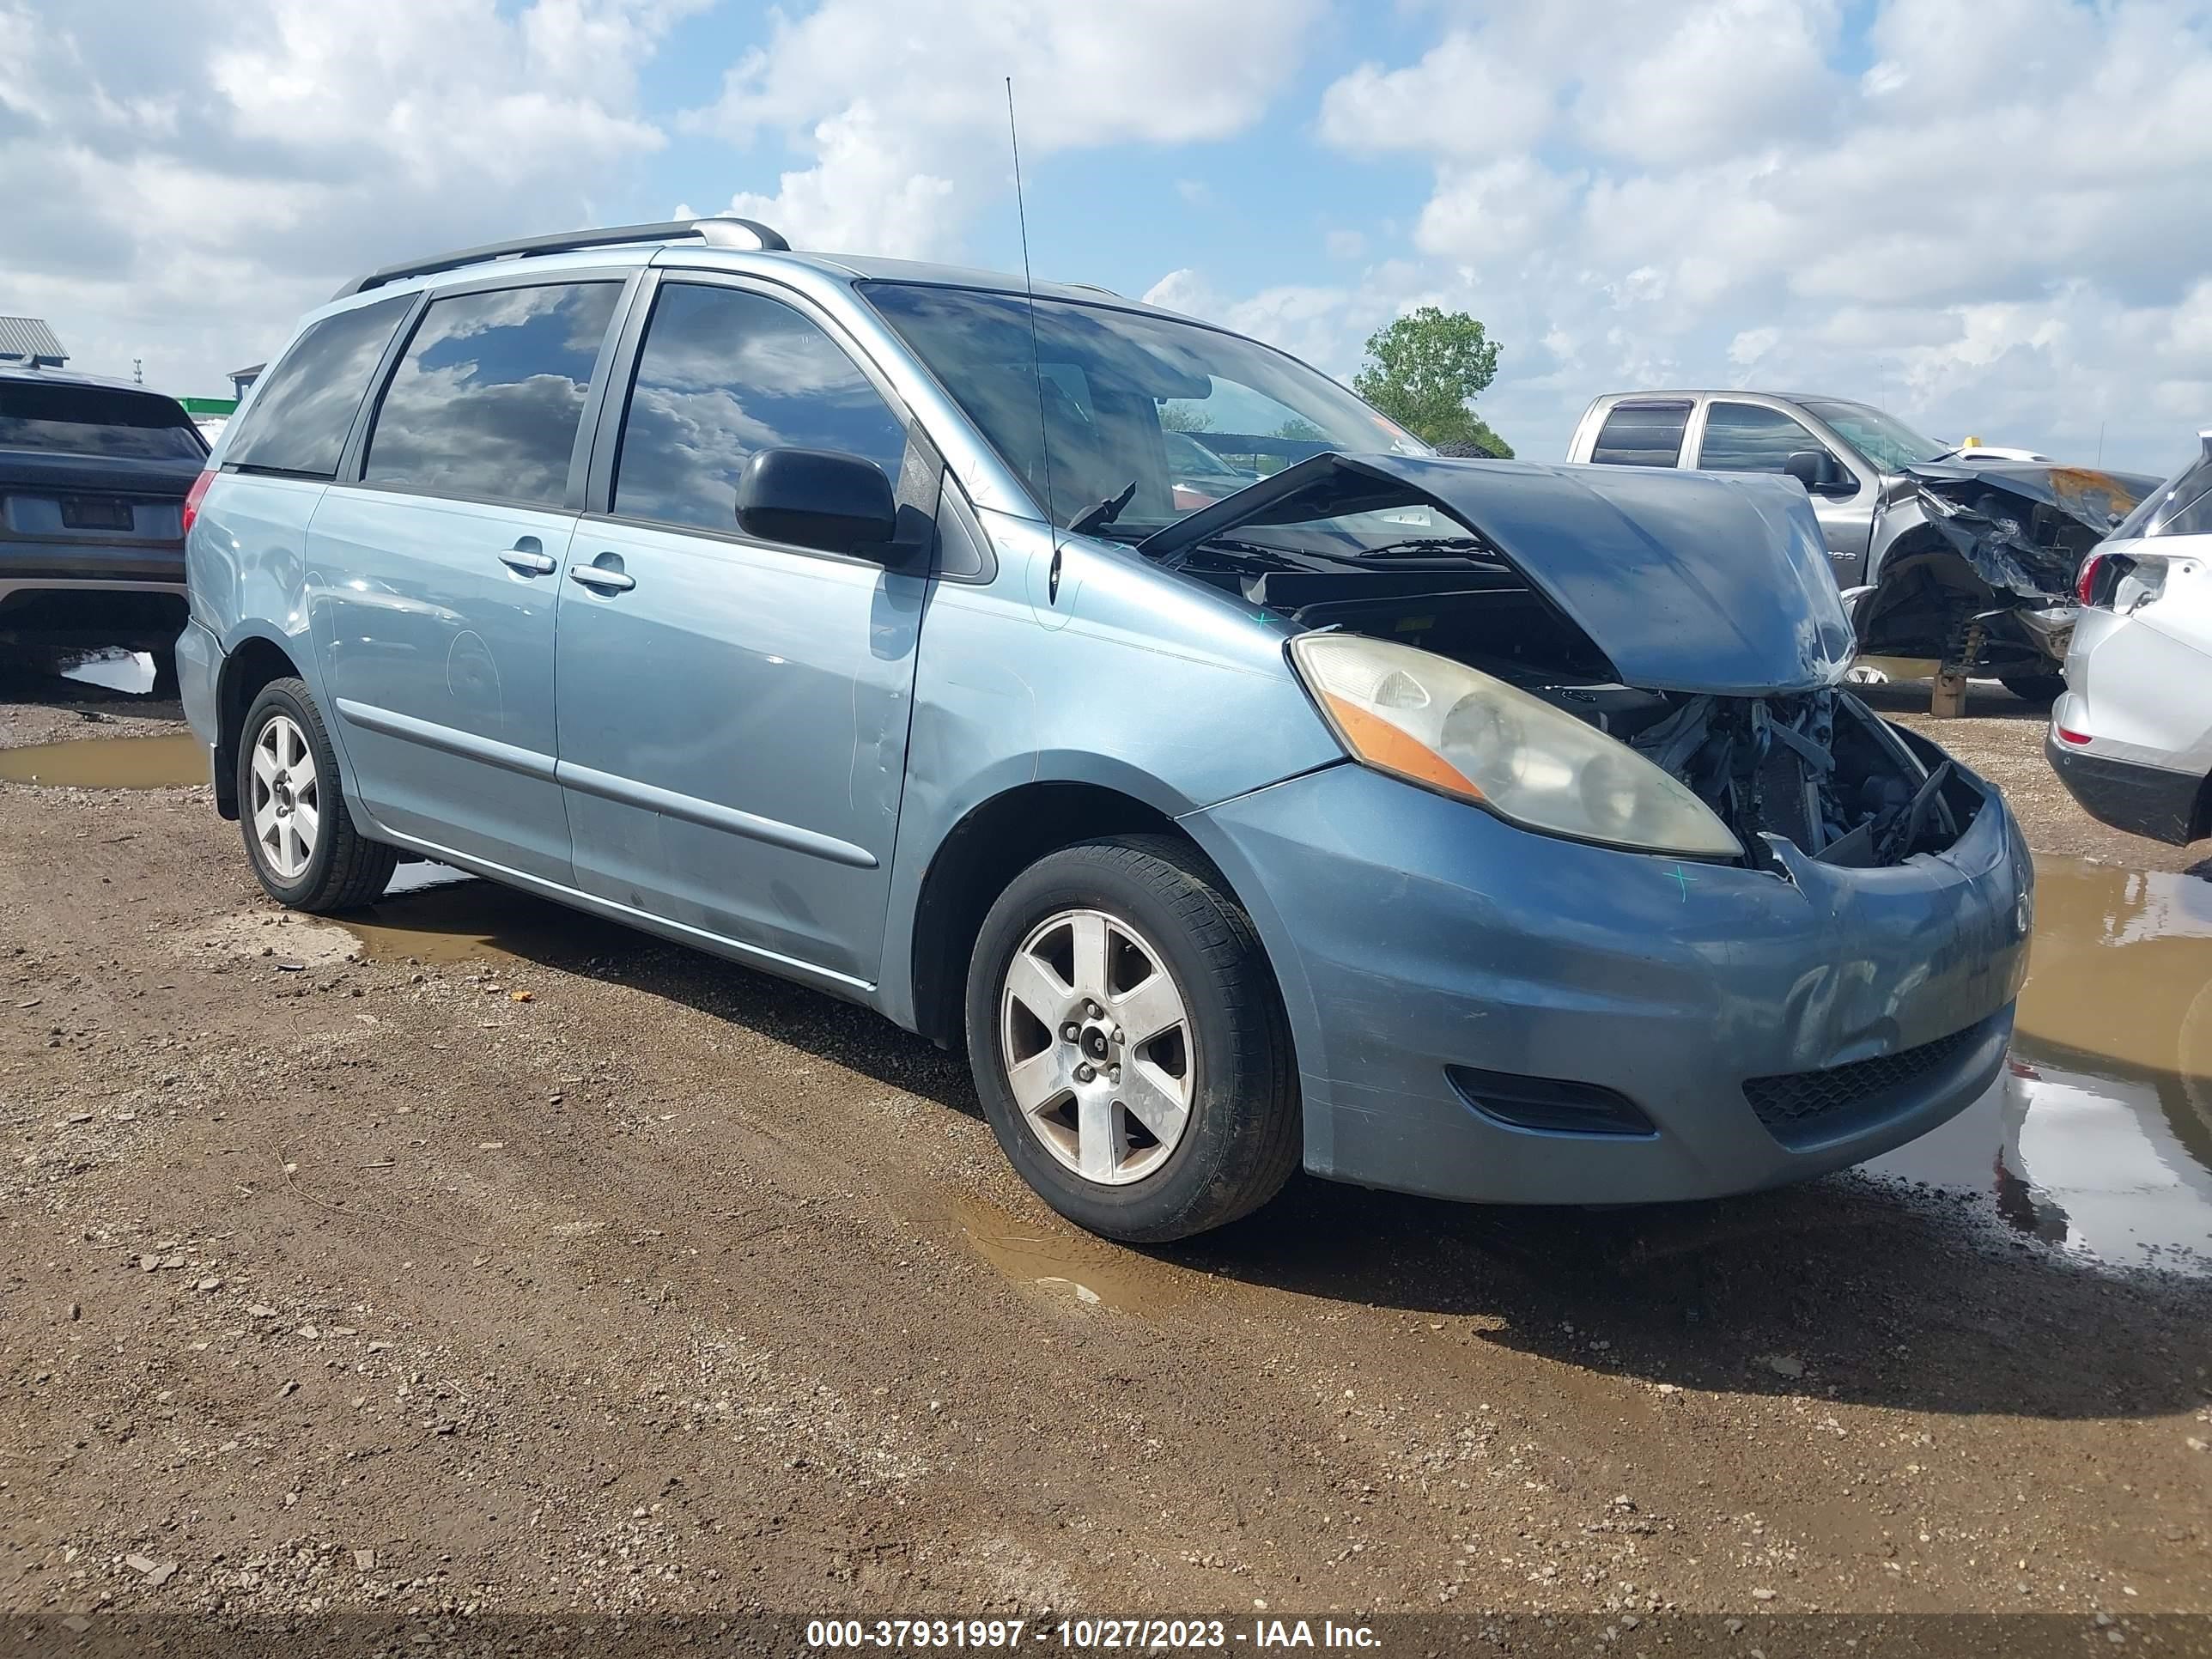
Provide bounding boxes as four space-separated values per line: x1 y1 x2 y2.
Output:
804 1617 1382 1650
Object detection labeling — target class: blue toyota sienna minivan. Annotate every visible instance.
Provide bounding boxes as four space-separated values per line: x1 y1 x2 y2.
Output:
178 217 2033 1242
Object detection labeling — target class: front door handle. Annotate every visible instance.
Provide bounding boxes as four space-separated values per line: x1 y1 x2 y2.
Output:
499 540 556 576
568 558 635 594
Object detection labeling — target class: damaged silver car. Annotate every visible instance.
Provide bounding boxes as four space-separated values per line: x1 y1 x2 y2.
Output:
1568 390 2158 702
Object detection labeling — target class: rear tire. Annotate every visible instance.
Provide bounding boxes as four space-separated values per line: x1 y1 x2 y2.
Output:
236 678 396 912
1999 670 2067 706
964 835 1300 1243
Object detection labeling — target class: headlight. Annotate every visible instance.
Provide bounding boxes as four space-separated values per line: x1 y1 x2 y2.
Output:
1289 633 1742 859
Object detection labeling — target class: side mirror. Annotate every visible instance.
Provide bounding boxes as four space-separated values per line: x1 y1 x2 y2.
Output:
736 447 898 559
1784 449 1849 495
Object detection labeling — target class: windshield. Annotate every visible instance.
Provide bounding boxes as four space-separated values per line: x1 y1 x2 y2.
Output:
1799 399 1949 474
0 382 205 460
862 283 1425 535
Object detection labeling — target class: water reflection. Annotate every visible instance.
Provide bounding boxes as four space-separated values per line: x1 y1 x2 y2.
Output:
59 648 156 696
1870 856 2212 1271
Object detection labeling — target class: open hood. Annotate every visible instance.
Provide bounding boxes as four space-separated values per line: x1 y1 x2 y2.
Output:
1138 453 1854 696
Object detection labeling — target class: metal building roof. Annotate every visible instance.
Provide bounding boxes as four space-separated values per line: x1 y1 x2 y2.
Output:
0 316 67 365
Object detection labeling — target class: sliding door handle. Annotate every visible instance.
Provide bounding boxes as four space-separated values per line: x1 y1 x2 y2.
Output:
499 548 556 576
568 560 635 593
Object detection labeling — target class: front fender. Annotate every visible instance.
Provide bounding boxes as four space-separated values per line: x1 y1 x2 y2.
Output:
874 528 1343 1026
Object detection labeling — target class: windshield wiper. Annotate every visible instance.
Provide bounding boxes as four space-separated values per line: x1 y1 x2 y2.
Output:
1068 480 1138 537
1343 535 1491 558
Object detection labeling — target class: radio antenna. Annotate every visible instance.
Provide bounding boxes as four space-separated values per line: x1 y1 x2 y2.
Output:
1006 77 1058 533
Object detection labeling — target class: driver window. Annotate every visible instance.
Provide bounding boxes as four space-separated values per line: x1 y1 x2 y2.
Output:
611 283 908 533
1698 402 1839 479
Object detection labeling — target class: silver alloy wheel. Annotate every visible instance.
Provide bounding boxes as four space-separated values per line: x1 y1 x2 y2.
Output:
999 907 1195 1186
248 712 320 883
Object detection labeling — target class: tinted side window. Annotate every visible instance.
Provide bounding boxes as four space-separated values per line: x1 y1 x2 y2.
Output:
226 295 413 477
2158 481 2212 538
2114 457 2212 541
1699 402 1826 474
364 283 622 507
1590 402 1689 466
612 283 908 533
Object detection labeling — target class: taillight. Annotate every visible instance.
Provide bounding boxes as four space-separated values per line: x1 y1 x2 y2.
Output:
180 469 215 536
2055 726 2092 744
2075 550 2106 606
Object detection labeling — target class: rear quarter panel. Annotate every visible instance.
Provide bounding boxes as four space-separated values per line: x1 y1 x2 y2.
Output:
183 475 333 739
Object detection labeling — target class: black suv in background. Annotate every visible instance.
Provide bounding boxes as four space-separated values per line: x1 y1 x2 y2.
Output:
0 365 207 692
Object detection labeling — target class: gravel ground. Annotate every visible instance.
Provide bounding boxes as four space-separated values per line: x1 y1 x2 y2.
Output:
1 665 2206 1650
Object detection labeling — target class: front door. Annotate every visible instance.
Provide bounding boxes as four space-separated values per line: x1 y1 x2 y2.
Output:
553 278 927 986
1697 399 1876 586
307 276 626 883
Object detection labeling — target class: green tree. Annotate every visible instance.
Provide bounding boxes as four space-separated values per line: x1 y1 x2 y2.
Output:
1352 306 1513 459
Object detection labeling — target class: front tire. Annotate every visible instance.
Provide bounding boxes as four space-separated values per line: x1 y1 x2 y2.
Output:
237 678 396 912
964 836 1299 1243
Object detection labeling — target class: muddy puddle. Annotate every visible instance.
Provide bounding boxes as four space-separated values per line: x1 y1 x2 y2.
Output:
338 861 637 966
948 1190 1200 1313
0 732 207 788
1869 855 2212 1271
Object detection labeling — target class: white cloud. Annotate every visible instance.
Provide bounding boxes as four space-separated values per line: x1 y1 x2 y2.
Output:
1316 29 1555 157
1194 0 2212 468
684 0 1320 259
1 0 699 397
1729 326 1781 368
1416 157 1581 265
1571 0 1844 167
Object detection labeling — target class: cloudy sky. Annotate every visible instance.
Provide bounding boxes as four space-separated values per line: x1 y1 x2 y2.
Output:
5 0 2209 471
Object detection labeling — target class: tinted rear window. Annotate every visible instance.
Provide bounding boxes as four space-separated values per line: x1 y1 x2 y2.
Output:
0 382 204 459
225 295 413 478
1589 402 1689 467
363 282 622 507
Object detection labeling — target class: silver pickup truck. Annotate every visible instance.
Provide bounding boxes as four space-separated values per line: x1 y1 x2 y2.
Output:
1566 390 2158 703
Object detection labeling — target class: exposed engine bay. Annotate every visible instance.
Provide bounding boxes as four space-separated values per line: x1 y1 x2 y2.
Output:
1197 558 1977 869
1136 453 1984 872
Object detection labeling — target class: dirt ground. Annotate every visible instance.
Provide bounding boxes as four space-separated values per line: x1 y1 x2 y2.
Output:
2 661 2207 1650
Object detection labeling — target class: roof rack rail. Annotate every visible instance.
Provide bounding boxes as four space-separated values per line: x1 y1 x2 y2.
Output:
332 216 791 301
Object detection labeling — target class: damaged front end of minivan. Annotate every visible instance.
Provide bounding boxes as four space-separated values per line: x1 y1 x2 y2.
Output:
1141 453 1985 872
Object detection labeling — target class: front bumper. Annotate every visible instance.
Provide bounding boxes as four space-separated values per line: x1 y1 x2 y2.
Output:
1183 760 2033 1206
2045 726 2207 845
